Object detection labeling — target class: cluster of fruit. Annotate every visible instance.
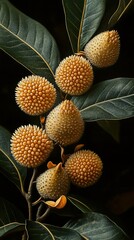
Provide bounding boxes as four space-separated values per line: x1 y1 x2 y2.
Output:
10 30 120 201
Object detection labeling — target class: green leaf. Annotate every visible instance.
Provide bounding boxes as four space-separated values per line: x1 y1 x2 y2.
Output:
64 212 129 240
26 221 55 240
0 197 25 225
45 224 85 240
72 78 134 121
97 120 120 142
0 0 60 83
0 126 27 193
68 196 92 213
0 222 25 238
62 0 106 53
0 197 25 237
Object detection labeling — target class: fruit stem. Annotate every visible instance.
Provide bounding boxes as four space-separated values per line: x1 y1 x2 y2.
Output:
25 168 37 220
36 204 51 222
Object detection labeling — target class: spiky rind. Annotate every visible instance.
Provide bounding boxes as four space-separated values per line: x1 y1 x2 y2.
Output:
84 30 120 68
10 125 53 168
45 100 84 146
65 150 103 187
15 75 56 115
36 163 70 200
55 55 94 95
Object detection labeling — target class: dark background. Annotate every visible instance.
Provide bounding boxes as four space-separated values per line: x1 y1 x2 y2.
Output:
0 1 134 239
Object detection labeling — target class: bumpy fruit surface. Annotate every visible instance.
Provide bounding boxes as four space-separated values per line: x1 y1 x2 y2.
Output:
84 30 120 68
55 55 94 95
36 163 70 200
45 100 84 146
10 125 53 168
15 75 56 115
65 150 103 187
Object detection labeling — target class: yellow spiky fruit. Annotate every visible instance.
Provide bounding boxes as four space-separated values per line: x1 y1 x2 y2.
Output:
45 100 84 146
65 150 103 188
55 55 94 95
10 125 53 168
15 75 56 115
36 163 70 200
84 30 120 68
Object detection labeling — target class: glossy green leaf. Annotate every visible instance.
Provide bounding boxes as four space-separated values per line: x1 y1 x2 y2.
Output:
62 0 106 53
97 120 120 142
64 212 129 240
0 126 27 193
0 222 25 237
68 196 92 213
72 78 134 121
0 0 60 83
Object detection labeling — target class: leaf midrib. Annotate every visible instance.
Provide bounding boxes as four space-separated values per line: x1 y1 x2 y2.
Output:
0 148 24 193
0 23 55 77
80 93 134 113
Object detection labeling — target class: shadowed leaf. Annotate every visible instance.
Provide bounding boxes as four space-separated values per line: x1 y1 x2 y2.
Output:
64 212 129 239
0 126 27 193
62 0 105 52
0 0 60 84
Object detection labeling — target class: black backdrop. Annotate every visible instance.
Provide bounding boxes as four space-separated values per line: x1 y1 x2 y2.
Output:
0 1 134 239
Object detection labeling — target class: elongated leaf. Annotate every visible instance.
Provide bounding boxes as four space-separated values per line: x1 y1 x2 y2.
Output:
68 196 91 213
45 224 85 240
0 197 25 238
0 0 60 83
0 222 25 237
72 78 134 121
0 126 27 193
62 0 105 53
64 212 129 240
0 197 25 225
108 0 132 28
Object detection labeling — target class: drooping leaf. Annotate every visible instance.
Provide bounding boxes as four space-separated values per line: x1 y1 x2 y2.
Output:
0 126 27 193
0 0 60 84
64 212 129 240
0 222 25 238
72 78 134 121
62 0 106 53
68 196 92 213
97 120 120 142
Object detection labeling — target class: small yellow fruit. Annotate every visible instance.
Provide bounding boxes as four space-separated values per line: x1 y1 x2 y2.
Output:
84 30 120 68
55 55 94 95
10 125 53 168
36 163 70 200
65 150 103 188
45 100 84 146
15 75 56 115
